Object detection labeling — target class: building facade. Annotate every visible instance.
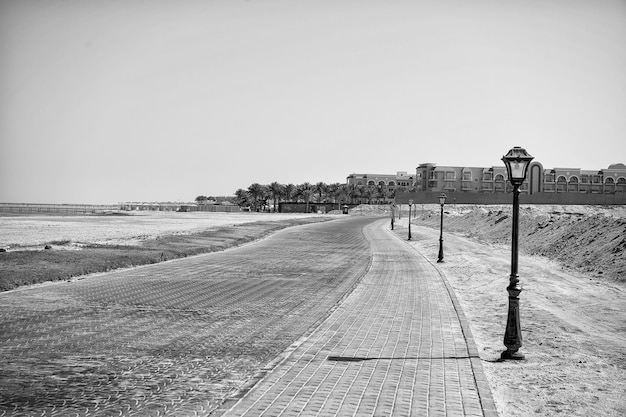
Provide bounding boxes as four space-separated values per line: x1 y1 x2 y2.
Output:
415 162 626 194
346 171 415 190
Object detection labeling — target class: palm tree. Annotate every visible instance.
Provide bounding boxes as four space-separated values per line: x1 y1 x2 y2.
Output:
296 182 314 213
234 189 249 207
337 183 349 207
327 183 339 204
284 184 295 203
363 186 375 204
268 182 285 213
376 184 390 203
348 183 361 204
247 183 266 212
314 182 328 203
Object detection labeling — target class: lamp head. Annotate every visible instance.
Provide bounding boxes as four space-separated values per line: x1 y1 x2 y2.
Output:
408 199 414 206
438 193 447 206
502 146 534 185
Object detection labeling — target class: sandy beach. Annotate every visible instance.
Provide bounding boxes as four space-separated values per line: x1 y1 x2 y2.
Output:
0 211 328 249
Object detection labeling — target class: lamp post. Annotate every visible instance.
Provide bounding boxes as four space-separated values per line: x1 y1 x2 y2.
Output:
390 203 395 230
437 193 447 263
501 146 534 360
407 199 413 240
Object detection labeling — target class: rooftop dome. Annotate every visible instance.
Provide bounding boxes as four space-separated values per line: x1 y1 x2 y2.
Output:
608 163 626 169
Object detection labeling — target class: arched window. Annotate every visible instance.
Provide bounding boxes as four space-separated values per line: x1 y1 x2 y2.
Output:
604 176 616 193
494 174 505 192
568 176 579 192
388 181 396 187
616 177 626 193
556 176 567 192
368 181 375 186
378 181 385 186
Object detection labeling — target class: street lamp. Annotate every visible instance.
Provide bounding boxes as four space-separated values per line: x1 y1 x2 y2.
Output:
390 203 395 230
407 199 413 240
501 146 534 360
437 193 447 263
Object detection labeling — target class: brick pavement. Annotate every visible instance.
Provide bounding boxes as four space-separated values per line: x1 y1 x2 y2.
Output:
0 216 376 416
215 219 497 416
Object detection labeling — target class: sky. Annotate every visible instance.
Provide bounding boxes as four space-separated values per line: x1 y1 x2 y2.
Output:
1 0 625 204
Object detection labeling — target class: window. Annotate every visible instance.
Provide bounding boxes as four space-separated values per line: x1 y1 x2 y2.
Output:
444 181 456 190
462 172 472 181
445 171 455 180
483 172 493 181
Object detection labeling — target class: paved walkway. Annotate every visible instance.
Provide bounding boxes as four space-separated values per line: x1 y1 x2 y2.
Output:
214 219 497 416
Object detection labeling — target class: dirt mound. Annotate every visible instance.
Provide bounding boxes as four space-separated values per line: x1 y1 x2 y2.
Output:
414 204 626 282
348 205 392 216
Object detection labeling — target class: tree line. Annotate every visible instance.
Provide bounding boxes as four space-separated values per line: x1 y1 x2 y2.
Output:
217 181 413 212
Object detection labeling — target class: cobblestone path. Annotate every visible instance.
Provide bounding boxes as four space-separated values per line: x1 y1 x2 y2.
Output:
0 216 377 416
217 219 496 416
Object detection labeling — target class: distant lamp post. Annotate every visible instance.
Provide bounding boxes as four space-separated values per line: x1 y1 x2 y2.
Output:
501 146 534 360
390 203 395 230
407 199 413 240
437 193 447 263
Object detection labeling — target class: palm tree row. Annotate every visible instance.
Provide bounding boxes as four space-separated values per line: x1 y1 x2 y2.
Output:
234 181 408 212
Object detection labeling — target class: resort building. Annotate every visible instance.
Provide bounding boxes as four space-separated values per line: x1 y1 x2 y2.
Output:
346 162 626 196
346 171 415 190
415 162 626 194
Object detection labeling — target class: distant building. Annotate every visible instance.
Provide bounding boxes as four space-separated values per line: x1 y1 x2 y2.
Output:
346 171 415 190
415 162 626 194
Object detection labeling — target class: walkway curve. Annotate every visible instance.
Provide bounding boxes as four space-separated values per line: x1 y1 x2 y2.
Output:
216 218 497 416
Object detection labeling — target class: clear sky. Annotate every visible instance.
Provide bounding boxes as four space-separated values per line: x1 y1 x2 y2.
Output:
1 0 625 204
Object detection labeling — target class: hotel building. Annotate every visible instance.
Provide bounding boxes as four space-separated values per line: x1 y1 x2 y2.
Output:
347 162 626 195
